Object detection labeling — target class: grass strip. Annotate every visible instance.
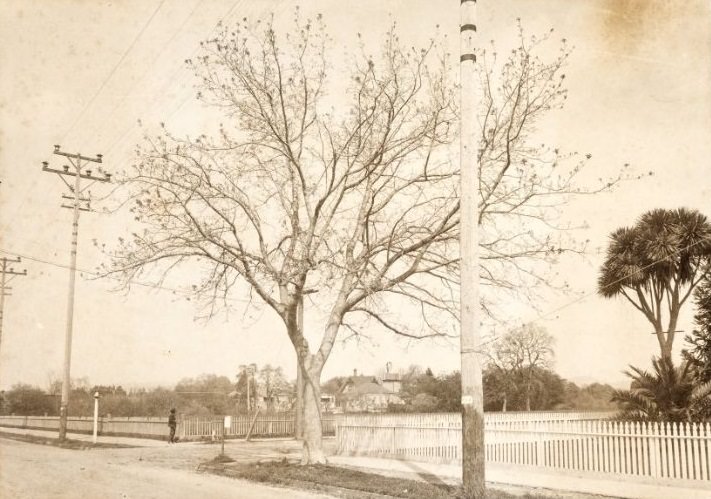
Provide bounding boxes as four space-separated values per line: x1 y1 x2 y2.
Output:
201 458 559 499
0 431 135 449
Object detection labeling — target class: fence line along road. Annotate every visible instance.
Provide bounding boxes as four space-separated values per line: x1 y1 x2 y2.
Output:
180 412 336 439
336 413 711 482
338 411 616 429
0 410 610 441
0 412 337 440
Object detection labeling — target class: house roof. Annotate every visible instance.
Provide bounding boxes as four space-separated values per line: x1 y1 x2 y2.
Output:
349 375 378 385
343 381 390 397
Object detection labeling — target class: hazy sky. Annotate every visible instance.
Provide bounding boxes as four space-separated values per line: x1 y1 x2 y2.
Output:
1 0 710 391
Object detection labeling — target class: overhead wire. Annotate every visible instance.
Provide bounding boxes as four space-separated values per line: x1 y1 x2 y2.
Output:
1 0 168 236
92 0 209 152
60 0 169 147
101 0 251 164
5 225 710 351
0 247 253 305
518 232 711 327
0 0 246 236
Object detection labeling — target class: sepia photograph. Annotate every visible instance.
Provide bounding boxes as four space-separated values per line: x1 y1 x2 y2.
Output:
1 1 710 498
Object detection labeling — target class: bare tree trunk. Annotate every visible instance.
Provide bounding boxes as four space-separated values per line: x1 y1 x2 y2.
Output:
294 300 305 440
525 376 532 412
295 361 304 440
502 395 507 413
300 365 326 464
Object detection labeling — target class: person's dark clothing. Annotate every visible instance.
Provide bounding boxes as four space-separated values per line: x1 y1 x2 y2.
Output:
168 413 177 443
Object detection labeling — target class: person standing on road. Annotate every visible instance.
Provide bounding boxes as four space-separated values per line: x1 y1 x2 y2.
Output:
168 408 177 444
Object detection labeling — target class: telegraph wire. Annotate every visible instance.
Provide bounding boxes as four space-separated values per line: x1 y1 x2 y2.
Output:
94 0 208 152
4 228 710 340
101 0 251 161
0 0 246 235
0 247 253 305
519 232 711 327
60 0 169 146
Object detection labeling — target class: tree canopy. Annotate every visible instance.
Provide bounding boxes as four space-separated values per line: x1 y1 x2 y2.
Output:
598 208 711 358
485 323 554 411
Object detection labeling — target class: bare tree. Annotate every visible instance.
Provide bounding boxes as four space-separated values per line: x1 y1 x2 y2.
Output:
103 15 618 463
476 23 627 318
484 341 518 412
105 14 457 463
487 324 554 411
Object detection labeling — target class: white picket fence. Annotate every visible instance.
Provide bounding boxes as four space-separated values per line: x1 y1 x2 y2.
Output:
0 413 337 440
180 412 337 439
0 415 168 438
336 412 711 481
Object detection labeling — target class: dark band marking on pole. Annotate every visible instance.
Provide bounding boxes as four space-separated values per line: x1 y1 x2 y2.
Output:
461 24 477 32
461 54 477 63
461 0 476 3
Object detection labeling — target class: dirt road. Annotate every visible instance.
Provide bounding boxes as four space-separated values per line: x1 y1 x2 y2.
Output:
0 437 334 499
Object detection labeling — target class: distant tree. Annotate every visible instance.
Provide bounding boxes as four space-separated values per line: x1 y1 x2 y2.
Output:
436 372 462 412
488 324 554 411
565 383 618 411
524 368 566 410
175 374 233 415
91 385 127 397
4 384 56 416
142 387 176 416
482 368 508 411
235 365 259 414
411 393 441 412
484 338 520 412
258 364 291 411
612 357 711 422
598 208 711 359
483 366 565 411
390 368 460 413
67 389 93 416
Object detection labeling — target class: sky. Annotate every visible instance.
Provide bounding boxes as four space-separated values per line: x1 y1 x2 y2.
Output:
0 0 710 392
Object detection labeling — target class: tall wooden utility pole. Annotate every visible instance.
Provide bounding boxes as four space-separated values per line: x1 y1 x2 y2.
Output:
460 0 485 497
0 256 27 382
42 145 110 440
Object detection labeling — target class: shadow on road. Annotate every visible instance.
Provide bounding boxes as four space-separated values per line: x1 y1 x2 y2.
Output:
401 460 449 486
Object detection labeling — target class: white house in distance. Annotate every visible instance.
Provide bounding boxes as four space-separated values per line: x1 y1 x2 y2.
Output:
322 365 404 413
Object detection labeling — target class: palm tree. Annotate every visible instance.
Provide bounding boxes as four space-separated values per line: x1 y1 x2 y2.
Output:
598 208 711 359
683 271 711 383
612 357 711 422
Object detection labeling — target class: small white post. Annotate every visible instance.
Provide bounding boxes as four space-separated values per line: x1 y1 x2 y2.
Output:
92 391 100 444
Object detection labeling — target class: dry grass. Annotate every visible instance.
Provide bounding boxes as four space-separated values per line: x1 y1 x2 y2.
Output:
202 458 559 499
0 431 135 450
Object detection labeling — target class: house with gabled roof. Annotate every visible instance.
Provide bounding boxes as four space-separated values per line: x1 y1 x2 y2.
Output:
325 368 404 413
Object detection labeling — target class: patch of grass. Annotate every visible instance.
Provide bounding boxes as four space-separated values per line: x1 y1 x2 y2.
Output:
0 431 135 450
201 459 557 499
206 453 236 464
